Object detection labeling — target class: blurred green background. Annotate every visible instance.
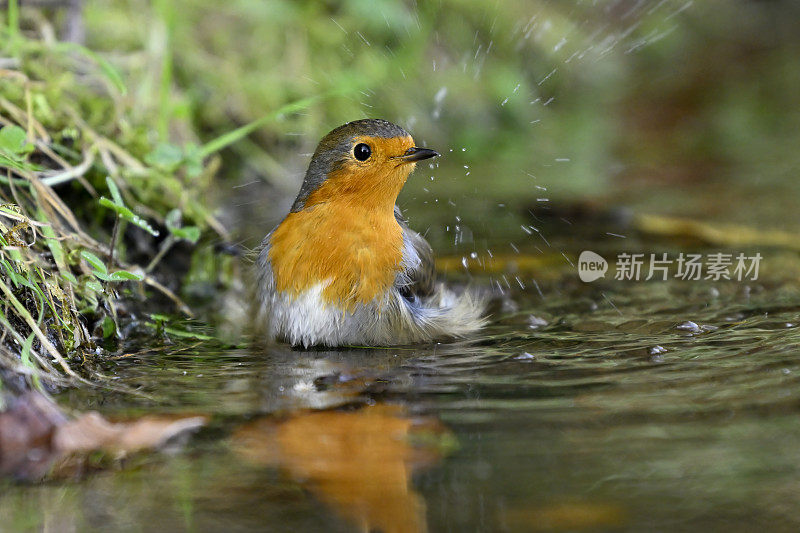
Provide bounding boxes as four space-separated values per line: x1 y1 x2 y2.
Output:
77 0 800 248
8 0 800 250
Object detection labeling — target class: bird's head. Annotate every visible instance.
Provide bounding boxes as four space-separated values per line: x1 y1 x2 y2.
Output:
291 119 439 213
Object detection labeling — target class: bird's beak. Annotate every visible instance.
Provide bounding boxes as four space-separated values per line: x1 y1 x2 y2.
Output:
396 147 440 163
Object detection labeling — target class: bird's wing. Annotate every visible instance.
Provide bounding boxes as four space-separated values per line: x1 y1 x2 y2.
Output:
394 205 436 299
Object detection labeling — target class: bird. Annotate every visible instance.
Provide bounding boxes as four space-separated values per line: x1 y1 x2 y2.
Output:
256 119 486 348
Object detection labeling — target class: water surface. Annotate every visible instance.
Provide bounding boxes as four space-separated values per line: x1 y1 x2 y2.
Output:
4 235 799 532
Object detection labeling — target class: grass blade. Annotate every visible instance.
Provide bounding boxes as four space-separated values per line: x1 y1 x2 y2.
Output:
198 94 323 158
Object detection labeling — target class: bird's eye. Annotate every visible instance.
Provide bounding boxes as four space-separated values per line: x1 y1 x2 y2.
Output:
353 143 371 161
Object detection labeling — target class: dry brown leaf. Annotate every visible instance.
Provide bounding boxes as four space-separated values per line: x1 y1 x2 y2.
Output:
54 412 207 454
0 392 66 479
0 392 206 481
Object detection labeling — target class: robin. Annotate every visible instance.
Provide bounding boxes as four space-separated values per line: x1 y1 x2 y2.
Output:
257 119 485 347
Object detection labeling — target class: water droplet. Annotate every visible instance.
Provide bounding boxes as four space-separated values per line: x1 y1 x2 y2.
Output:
538 68 557 85
677 321 701 333
356 31 371 46
528 316 548 329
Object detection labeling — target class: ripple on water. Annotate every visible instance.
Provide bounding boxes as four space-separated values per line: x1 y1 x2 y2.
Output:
24 270 800 532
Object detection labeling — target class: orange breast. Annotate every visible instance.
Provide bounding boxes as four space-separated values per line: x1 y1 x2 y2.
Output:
268 201 404 310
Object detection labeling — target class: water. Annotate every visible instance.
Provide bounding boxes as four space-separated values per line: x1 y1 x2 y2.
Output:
3 241 800 531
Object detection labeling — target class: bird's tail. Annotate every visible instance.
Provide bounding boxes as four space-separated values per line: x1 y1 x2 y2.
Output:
413 284 489 340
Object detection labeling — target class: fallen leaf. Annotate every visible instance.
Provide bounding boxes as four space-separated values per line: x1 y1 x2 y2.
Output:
0 392 66 480
54 412 207 454
0 391 206 481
